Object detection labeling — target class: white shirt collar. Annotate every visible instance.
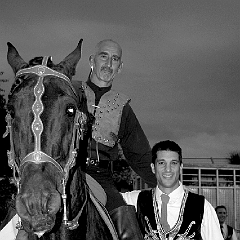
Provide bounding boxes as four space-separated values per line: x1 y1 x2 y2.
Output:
155 181 185 204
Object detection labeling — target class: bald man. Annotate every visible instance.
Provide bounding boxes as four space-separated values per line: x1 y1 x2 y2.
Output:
78 39 156 239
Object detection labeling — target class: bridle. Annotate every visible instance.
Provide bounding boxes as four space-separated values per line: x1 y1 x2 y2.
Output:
3 56 87 230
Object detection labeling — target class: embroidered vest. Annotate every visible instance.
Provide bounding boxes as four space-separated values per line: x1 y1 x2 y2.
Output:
137 189 204 240
81 81 130 147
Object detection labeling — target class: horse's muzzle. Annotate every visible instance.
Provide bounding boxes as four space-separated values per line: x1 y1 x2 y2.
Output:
16 190 61 234
22 214 54 235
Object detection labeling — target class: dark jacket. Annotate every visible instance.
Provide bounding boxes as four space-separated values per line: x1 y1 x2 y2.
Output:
72 79 156 187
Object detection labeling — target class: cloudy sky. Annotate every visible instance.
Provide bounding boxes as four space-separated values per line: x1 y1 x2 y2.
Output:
0 0 239 158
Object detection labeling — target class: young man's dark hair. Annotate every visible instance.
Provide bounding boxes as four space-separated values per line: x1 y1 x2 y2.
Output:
151 140 182 164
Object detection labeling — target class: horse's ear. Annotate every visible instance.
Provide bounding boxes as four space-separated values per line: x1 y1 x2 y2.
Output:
58 39 83 78
7 42 28 74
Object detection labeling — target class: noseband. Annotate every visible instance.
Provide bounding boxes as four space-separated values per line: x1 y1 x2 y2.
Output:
3 56 87 230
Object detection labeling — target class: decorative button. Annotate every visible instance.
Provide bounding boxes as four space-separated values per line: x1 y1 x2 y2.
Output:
38 67 45 75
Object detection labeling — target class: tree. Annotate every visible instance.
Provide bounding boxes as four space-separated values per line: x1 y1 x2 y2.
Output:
228 152 240 165
0 176 17 224
112 159 134 192
0 72 11 177
0 71 8 106
112 143 134 192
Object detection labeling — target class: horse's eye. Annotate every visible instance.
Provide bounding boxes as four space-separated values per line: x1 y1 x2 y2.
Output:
15 77 22 85
66 105 76 117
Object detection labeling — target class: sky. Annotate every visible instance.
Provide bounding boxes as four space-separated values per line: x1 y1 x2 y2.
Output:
0 0 240 158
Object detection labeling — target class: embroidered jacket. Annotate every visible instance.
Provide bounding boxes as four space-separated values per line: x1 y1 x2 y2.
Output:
71 80 157 187
81 81 130 147
137 189 204 240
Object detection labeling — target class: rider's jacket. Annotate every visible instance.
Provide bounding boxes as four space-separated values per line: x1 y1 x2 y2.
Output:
71 79 157 188
137 189 204 240
81 81 130 147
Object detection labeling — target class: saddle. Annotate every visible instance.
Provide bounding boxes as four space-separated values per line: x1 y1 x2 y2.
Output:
86 173 107 206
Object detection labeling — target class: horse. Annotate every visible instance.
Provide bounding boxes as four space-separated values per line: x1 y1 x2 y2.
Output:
3 39 118 240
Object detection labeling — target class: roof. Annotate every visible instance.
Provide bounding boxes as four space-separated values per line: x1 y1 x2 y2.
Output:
182 158 240 169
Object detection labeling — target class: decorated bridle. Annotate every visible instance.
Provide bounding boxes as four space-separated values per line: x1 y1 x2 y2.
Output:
3 56 87 230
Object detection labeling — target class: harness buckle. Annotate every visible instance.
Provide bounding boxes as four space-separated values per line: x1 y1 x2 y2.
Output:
86 157 99 166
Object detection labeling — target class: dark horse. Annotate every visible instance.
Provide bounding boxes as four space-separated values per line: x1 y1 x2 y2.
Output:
3 40 118 240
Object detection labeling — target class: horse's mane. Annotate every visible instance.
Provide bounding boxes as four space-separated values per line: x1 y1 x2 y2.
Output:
28 57 54 67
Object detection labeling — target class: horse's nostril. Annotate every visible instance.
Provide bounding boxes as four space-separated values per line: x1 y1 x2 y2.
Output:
47 192 62 214
31 214 54 233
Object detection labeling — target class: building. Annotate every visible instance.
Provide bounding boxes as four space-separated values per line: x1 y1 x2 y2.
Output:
132 157 240 235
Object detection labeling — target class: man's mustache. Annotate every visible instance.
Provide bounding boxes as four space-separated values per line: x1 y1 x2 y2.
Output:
101 66 113 73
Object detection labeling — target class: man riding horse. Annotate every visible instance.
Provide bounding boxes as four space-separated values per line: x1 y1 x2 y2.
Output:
0 39 156 240
77 39 156 239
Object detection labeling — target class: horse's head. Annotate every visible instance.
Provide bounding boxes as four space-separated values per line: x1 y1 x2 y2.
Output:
4 39 88 237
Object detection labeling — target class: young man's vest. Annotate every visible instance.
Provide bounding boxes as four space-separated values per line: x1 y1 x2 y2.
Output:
81 81 130 147
137 189 204 240
225 225 233 240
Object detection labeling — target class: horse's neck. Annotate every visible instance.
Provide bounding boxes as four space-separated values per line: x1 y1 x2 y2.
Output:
69 168 86 215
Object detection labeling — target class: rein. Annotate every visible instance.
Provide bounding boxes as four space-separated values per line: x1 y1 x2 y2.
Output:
3 56 87 230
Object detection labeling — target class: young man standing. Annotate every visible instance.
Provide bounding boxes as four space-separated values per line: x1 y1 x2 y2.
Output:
122 140 223 240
